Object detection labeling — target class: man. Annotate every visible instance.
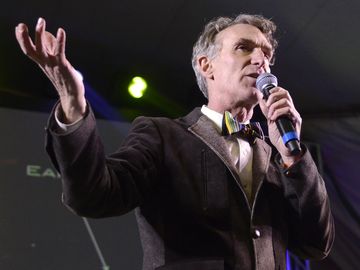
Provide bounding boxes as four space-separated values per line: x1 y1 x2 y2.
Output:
15 14 334 270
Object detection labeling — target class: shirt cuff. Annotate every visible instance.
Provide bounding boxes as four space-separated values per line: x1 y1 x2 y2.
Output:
54 103 85 133
275 146 306 176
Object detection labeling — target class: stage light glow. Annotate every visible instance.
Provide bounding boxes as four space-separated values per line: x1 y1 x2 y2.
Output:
128 76 147 98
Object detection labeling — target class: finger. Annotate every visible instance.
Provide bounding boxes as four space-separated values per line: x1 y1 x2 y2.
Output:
268 98 292 119
43 31 58 55
270 106 300 124
15 23 37 59
267 87 293 106
55 28 67 64
35 17 47 56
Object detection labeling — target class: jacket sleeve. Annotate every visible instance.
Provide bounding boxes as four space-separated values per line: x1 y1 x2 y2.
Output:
45 102 164 218
276 146 335 260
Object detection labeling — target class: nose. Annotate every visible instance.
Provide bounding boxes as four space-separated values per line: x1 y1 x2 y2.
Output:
251 48 267 69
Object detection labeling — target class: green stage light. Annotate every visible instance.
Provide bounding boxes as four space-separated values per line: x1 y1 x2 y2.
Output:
128 76 147 98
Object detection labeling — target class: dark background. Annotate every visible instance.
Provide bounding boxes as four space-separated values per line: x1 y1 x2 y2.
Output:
1 0 360 119
0 107 142 269
1 1 359 269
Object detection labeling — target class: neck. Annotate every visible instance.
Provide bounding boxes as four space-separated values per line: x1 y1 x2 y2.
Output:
207 101 255 123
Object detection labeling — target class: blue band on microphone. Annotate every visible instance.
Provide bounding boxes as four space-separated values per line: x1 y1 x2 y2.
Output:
282 131 299 144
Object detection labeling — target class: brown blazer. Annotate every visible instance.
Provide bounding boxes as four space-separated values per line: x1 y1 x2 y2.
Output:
45 106 334 270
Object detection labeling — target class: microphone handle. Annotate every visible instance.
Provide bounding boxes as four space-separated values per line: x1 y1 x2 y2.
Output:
263 85 301 156
276 117 302 156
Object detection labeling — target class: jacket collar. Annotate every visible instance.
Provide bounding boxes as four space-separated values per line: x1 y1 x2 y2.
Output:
184 107 272 205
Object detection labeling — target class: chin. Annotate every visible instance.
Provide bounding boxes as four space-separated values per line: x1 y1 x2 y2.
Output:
234 86 259 103
248 87 260 101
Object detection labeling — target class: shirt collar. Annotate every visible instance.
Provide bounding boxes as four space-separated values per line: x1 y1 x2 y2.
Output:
201 105 250 132
201 105 223 132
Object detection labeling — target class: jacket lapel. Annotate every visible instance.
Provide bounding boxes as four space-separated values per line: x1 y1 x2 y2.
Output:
251 138 272 204
188 114 243 192
184 108 272 206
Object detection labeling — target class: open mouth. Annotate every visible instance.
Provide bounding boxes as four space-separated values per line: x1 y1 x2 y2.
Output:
247 73 259 79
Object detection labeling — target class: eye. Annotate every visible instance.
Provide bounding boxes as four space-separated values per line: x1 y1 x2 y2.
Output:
236 44 252 52
263 48 273 60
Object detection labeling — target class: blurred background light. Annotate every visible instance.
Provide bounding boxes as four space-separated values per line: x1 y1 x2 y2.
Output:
128 76 147 98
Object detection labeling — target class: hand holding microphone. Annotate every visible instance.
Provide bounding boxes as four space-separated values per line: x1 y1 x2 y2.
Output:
256 73 302 157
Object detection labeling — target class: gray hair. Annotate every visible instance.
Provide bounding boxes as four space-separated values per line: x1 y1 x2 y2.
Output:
191 14 278 98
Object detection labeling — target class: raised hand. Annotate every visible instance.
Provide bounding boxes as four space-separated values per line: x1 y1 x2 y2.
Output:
15 17 86 123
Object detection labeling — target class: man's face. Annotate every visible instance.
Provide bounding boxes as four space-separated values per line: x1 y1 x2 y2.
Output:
208 23 273 106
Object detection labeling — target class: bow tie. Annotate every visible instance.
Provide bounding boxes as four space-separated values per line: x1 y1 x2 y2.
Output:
221 111 264 144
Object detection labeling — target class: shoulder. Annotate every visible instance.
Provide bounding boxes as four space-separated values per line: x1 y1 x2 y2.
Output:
131 107 202 130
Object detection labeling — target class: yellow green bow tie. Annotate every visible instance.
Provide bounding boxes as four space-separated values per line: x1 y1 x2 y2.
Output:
222 111 264 144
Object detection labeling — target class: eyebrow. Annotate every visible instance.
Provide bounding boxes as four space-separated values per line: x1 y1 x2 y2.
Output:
235 38 273 54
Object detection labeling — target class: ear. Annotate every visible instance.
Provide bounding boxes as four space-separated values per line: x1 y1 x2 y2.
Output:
197 55 214 79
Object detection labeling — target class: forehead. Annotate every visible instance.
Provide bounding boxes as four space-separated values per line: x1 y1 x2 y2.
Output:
216 23 272 50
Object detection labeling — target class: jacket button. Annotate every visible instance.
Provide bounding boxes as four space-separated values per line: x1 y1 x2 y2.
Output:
252 228 261 239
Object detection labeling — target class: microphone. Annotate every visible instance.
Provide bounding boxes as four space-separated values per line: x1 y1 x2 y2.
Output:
256 73 301 156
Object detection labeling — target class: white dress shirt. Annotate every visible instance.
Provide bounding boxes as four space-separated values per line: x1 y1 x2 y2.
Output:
201 105 253 200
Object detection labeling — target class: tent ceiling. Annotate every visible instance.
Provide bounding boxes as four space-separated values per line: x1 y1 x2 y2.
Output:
1 0 360 119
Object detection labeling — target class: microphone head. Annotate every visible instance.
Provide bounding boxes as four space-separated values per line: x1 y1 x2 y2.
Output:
256 72 278 92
